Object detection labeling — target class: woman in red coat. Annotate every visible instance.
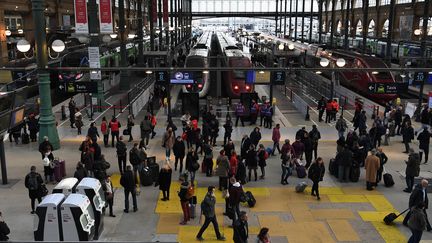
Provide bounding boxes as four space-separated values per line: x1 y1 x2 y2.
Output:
229 151 238 177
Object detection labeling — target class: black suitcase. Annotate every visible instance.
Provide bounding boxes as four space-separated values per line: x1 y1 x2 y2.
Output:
383 173 395 187
245 191 256 207
350 167 360 182
383 208 409 225
140 167 153 186
147 157 159 183
22 133 30 144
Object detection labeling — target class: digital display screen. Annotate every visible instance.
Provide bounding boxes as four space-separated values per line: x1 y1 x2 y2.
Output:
10 108 25 127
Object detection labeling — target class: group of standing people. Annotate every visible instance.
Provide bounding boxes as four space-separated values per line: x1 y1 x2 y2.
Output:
235 100 273 129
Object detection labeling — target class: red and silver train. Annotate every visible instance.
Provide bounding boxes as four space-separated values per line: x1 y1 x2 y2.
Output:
183 32 212 98
258 33 397 104
216 32 253 98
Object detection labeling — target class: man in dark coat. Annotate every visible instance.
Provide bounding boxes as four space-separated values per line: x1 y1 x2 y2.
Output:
404 149 421 193
120 165 137 213
249 127 261 148
417 128 432 164
0 211 10 241
27 114 39 142
402 122 415 153
68 98 76 128
336 146 353 182
116 136 128 174
317 97 326 122
25 166 44 214
420 105 430 127
158 163 172 201
403 179 432 231
395 107 403 135
296 127 307 142
309 125 321 160
233 211 249 243
303 133 314 168
196 186 226 241
229 181 244 224
240 135 251 159
173 136 186 172
87 122 100 144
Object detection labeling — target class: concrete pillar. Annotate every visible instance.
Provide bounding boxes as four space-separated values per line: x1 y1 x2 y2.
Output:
0 9 8 65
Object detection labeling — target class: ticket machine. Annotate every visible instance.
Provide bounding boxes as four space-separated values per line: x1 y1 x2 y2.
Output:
52 178 78 196
34 193 65 241
61 194 95 241
76 177 105 240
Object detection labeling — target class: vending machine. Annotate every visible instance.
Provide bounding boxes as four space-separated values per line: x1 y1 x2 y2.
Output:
52 178 79 196
61 194 95 241
34 193 65 241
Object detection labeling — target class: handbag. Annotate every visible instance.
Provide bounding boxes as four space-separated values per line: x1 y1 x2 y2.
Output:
123 129 130 136
40 184 49 197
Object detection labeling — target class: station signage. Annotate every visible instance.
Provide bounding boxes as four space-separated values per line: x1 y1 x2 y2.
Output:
59 82 98 93
156 71 168 83
99 0 113 33
170 72 194 84
88 47 101 80
74 0 89 34
367 83 408 94
246 70 271 84
409 72 430 85
272 71 286 85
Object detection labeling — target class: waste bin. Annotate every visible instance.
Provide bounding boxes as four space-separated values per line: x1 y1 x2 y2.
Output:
34 193 65 241
52 178 78 196
61 194 95 241
76 177 105 240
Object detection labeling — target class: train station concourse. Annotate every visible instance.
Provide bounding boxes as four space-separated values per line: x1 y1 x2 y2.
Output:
0 0 432 242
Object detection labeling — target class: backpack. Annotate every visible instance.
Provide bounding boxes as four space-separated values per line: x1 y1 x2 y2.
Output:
264 151 269 160
28 174 39 191
185 186 195 200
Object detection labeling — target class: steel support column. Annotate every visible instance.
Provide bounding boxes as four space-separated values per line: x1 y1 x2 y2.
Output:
276 0 279 36
137 0 144 65
343 0 350 49
362 0 369 53
119 0 129 90
284 0 288 36
289 0 292 37
329 0 336 47
418 0 430 108
294 0 298 41
158 0 163 50
280 0 283 35
301 0 305 42
32 0 60 149
150 0 155 51
318 0 323 43
309 0 314 42
386 0 396 65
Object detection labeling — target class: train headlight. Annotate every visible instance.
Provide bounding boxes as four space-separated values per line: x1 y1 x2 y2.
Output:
319 58 329 67
288 44 295 50
245 85 250 90
336 58 346 67
198 84 203 89
234 85 239 90
186 84 192 89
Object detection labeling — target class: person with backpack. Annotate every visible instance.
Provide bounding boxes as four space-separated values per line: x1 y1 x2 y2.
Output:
0 212 10 241
335 116 348 139
109 117 121 147
407 203 427 243
25 166 44 214
120 165 137 213
196 186 226 241
257 144 268 179
308 157 325 200
228 179 244 224
233 211 249 243
73 162 88 182
140 114 152 149
126 115 135 142
203 140 214 177
403 180 431 233
100 117 110 147
116 136 128 174
27 113 39 142
216 150 230 191
335 145 353 182
178 176 192 225
129 143 141 183
271 124 281 156
404 149 421 193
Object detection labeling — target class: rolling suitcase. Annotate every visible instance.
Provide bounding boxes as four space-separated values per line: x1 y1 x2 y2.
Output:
295 182 308 193
148 162 159 184
245 191 256 207
266 147 273 156
383 173 394 187
53 162 62 182
57 160 66 178
189 196 197 218
140 167 153 186
383 208 409 225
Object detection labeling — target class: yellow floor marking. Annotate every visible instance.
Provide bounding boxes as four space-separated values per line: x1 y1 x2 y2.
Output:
289 204 315 222
156 213 183 234
341 187 382 195
365 195 396 211
310 209 355 219
358 211 404 223
327 194 368 203
178 225 233 243
242 187 270 197
304 187 344 195
250 196 289 212
327 219 361 241
155 197 182 214
285 222 335 243
257 215 289 236
371 221 407 243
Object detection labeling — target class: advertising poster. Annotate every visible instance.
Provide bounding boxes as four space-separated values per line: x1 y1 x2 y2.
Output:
74 0 89 34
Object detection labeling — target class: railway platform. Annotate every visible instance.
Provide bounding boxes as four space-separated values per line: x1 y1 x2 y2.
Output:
1 87 432 243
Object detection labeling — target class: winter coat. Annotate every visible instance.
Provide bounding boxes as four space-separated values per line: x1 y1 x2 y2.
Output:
257 149 267 167
421 109 430 125
409 184 429 209
365 155 380 183
25 171 44 199
158 168 172 191
178 181 190 202
216 155 230 177
417 130 432 150
140 119 152 138
408 207 427 231
402 126 414 143
229 182 244 205
101 121 109 135
74 167 88 181
81 152 94 171
0 221 10 241
201 194 216 218
292 141 304 159
120 170 136 191
236 161 247 183
116 141 127 156
162 131 175 149
230 155 238 175
233 219 249 243
173 140 186 158
272 127 281 142
186 152 199 172
406 153 421 177
224 143 235 159
245 150 257 168
224 121 233 135
87 126 99 140
335 148 353 167
308 162 325 182
250 131 261 146
303 138 313 154
240 137 251 157
309 128 321 144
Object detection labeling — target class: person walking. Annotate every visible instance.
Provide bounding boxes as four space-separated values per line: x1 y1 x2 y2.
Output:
224 140 235 161
87 122 100 144
102 175 116 217
25 166 44 214
42 148 54 183
335 145 353 182
196 186 226 241
100 117 109 147
74 108 83 135
402 122 415 153
158 162 172 201
73 162 88 182
417 128 431 164
140 115 152 148
303 133 313 168
240 135 251 160
203 140 214 177
257 144 267 179
126 115 135 142
173 136 186 172
291 138 304 160
229 151 239 177
109 117 121 147
178 175 192 225
0 212 10 241
365 149 380 190
280 139 294 185
335 116 348 139
317 97 326 122
27 113 39 142
403 179 432 232
129 143 141 183
116 136 128 174
216 150 230 191
250 127 262 148
162 127 175 160
407 203 427 243
308 157 325 200
228 180 244 224
246 145 258 182
309 125 321 160
256 227 271 243
376 147 388 183
404 149 421 193
120 165 138 213
68 98 76 128
186 147 199 184
271 124 281 156
233 211 249 243
223 118 233 146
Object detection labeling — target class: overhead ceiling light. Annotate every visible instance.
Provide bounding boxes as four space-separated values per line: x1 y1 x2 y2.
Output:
259 70 265 74
288 43 295 50
15 6 18 9
278 43 284 50
202 70 209 74
400 73 406 78
128 33 136 39
5 30 11 37
429 71 432 74
51 39 65 53
414 29 422 36
315 71 322 74
145 70 153 74
371 71 379 75
110 33 118 39
17 29 24 34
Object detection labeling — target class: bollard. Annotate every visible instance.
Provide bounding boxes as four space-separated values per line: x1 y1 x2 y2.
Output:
98 99 102 112
119 100 123 113
61 105 66 121
113 106 116 117
305 106 310 121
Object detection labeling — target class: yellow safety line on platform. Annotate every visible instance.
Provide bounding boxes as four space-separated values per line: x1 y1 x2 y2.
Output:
371 221 407 243
327 219 361 242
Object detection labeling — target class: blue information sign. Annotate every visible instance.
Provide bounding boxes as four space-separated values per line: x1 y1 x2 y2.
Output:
170 72 194 84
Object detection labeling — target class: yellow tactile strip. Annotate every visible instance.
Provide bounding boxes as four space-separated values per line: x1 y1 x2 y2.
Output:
153 185 406 243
